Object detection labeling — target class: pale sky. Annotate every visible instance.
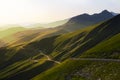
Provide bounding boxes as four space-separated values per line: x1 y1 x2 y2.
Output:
0 0 120 25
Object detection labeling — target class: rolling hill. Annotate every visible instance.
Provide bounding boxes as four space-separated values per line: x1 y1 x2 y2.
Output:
0 27 26 39
0 10 116 48
33 14 120 80
0 27 27 47
0 25 68 48
0 13 120 80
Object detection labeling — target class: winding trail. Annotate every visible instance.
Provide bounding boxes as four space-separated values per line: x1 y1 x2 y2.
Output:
70 58 120 62
31 51 61 64
32 51 120 64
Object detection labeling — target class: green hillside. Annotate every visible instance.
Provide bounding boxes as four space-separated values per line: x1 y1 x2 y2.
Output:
32 15 120 80
0 27 67 48
0 27 27 47
0 15 120 80
0 27 26 39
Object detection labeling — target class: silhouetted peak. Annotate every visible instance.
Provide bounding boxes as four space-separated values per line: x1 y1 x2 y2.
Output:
81 13 89 16
101 10 111 14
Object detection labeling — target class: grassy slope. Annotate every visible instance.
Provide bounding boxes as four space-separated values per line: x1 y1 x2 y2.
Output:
0 15 120 80
32 15 120 80
0 27 27 47
81 33 120 58
33 32 120 80
0 27 26 39
0 24 96 80
0 27 66 48
33 59 120 80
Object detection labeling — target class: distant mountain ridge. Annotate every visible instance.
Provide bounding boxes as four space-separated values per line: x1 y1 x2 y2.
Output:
0 10 118 48
110 12 119 16
58 10 117 31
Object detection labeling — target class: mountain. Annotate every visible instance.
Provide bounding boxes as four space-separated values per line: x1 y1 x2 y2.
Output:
0 14 120 80
26 10 116 31
33 14 120 80
58 10 115 31
0 26 68 48
0 10 117 48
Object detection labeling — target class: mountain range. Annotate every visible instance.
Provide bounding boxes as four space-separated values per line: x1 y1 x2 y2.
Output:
58 10 117 31
0 10 120 80
0 10 118 48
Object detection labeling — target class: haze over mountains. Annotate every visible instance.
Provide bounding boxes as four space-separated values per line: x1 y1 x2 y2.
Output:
19 10 118 30
0 10 118 30
1 10 118 47
0 10 117 47
0 10 120 80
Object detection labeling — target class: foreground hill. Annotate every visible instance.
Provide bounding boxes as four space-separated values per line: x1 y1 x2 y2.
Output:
33 14 120 80
0 15 120 80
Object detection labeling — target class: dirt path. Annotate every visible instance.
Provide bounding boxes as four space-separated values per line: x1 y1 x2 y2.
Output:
70 58 120 62
31 51 61 64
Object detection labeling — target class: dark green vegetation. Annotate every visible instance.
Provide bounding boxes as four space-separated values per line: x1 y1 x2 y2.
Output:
0 14 120 80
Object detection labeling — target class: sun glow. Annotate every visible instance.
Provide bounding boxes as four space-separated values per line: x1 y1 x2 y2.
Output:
0 0 49 25
0 0 119 27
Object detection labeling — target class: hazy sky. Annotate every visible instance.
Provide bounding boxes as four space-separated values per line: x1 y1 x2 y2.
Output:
0 0 120 25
